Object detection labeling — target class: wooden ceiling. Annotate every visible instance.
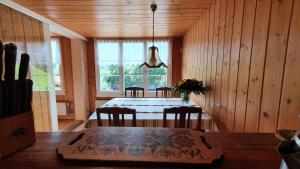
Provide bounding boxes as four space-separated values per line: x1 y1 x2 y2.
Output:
12 0 214 38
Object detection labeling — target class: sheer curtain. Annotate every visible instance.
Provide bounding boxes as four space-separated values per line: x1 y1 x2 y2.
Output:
50 38 65 94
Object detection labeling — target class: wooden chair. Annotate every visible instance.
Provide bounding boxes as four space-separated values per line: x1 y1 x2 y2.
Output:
163 106 203 131
156 87 172 98
125 87 144 98
96 107 136 127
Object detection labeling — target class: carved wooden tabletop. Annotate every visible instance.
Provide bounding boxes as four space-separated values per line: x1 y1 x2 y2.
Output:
57 127 223 167
0 131 281 169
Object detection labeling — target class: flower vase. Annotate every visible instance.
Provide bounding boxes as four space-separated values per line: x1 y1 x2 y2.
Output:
181 91 191 105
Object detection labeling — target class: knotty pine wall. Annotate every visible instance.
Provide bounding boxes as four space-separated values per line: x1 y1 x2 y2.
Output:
0 4 55 131
182 0 300 132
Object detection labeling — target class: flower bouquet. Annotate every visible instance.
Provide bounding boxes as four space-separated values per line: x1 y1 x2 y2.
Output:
173 78 208 104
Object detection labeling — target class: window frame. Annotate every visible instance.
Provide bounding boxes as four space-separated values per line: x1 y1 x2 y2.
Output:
50 37 66 96
95 38 172 98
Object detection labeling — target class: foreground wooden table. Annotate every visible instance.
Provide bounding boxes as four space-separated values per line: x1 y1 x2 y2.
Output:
0 132 281 169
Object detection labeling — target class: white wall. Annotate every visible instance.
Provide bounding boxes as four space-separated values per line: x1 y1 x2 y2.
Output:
95 100 109 109
42 23 59 131
71 39 89 120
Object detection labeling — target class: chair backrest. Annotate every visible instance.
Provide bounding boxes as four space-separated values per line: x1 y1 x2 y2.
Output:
96 107 136 127
163 106 202 130
125 87 144 98
156 87 172 98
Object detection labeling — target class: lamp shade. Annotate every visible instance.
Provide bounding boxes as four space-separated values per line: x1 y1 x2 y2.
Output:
139 46 168 68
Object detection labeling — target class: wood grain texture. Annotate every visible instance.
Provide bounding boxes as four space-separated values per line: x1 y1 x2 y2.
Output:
0 4 53 132
57 127 223 166
234 0 257 132
12 0 214 37
171 37 183 86
226 0 244 131
182 0 300 132
244 0 271 132
55 36 75 117
205 1 215 121
277 0 300 130
0 132 281 169
210 0 220 128
0 5 15 43
259 0 293 132
86 38 96 115
0 112 35 158
220 0 235 130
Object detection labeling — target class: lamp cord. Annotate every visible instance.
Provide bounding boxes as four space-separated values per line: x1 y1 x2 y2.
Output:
152 9 154 46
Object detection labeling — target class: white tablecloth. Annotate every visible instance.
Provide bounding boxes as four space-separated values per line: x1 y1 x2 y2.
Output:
87 98 213 130
101 98 197 113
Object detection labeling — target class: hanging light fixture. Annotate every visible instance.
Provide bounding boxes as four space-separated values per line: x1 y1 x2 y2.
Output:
139 3 168 68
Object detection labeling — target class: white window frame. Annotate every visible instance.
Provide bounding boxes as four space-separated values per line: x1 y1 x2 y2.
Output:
95 39 172 97
50 37 66 95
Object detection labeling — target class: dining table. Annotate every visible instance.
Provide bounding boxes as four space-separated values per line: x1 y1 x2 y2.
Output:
87 98 213 131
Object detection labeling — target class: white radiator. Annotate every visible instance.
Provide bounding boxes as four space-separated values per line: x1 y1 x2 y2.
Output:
57 102 70 116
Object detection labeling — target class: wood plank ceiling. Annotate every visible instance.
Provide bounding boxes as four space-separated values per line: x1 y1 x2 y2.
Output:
12 0 214 38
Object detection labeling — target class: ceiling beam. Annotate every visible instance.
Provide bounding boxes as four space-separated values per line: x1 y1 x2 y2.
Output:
0 0 87 40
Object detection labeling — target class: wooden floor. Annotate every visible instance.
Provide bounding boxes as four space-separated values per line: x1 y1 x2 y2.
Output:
58 119 83 132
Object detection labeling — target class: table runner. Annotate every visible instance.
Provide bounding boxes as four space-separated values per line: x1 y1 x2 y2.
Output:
102 98 197 113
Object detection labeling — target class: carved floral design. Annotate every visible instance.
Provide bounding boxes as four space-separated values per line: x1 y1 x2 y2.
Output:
74 128 204 160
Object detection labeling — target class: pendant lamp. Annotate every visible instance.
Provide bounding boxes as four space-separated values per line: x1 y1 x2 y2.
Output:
139 3 168 68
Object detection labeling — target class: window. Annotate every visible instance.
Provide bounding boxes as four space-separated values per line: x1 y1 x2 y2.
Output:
50 38 65 94
95 39 171 97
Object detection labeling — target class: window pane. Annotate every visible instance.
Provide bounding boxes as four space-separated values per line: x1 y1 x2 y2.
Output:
123 42 144 88
147 41 169 91
147 41 169 63
51 38 64 92
98 42 120 91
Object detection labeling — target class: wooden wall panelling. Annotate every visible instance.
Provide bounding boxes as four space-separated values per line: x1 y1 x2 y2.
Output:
182 36 185 77
197 20 203 106
86 38 96 115
203 12 209 111
183 0 300 132
57 36 75 116
259 0 293 132
181 37 186 78
40 22 55 130
11 10 26 55
226 0 245 132
22 15 44 131
244 0 272 132
202 15 208 108
206 1 215 119
278 0 300 130
0 5 53 131
191 21 197 103
171 37 183 86
32 20 51 131
214 0 228 130
220 0 235 130
193 21 198 103
210 0 220 127
184 31 189 78
185 29 189 78
0 14 3 40
38 22 52 131
234 0 257 132
0 6 15 43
